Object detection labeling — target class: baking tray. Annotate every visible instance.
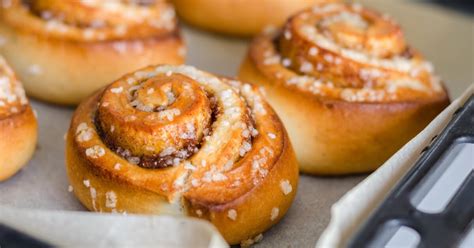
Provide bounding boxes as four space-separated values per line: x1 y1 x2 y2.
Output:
0 1 472 247
348 95 474 247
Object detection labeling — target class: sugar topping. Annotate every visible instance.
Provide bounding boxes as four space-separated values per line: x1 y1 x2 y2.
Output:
110 87 123 94
105 191 117 208
241 234 263 247
271 207 279 221
267 133 276 139
85 145 105 159
76 123 93 142
253 3 443 103
72 65 286 218
0 56 28 115
227 209 237 221
280 180 293 195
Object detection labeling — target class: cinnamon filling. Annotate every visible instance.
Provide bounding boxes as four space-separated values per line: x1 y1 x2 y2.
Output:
94 72 254 169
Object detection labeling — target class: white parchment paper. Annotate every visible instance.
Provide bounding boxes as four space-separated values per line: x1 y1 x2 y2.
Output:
0 205 227 248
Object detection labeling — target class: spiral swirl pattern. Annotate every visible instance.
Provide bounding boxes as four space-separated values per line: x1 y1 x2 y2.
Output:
1 0 177 41
250 3 445 102
68 65 298 243
69 65 293 204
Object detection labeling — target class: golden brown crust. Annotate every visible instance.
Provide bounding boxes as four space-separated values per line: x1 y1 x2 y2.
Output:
0 56 37 181
65 65 298 244
239 3 450 175
0 0 185 105
172 0 340 36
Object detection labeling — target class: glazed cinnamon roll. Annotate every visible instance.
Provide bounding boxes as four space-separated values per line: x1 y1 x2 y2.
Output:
239 3 450 175
172 0 340 36
66 65 298 245
0 0 184 105
0 56 37 181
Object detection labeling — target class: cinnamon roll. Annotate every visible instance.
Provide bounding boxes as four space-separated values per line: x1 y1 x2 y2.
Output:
239 3 450 175
172 0 340 36
65 65 298 244
0 0 184 105
0 56 37 181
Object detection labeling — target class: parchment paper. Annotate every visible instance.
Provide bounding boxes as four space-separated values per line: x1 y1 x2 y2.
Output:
0 205 227 248
0 1 472 247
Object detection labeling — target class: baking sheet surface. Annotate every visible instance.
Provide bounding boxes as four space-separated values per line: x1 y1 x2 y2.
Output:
0 1 472 247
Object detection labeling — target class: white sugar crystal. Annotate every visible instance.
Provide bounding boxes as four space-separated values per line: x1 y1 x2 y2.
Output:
267 133 276 139
83 180 90 188
282 58 292 67
85 146 105 159
271 207 279 221
241 234 263 247
242 129 250 138
76 125 93 142
191 178 200 187
126 78 135 85
127 157 140 165
184 161 197 171
263 55 280 65
158 108 181 121
309 47 319 56
212 172 228 182
90 187 97 211
173 173 187 189
280 180 293 195
110 87 123 94
239 141 252 156
76 123 89 134
317 63 324 71
227 209 237 221
105 191 117 208
114 163 121 170
160 147 175 157
68 185 73 192
324 54 334 63
223 161 233 171
83 29 94 39
250 127 259 137
300 61 314 73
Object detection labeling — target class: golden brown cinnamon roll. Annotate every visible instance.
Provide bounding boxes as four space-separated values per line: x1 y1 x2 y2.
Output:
0 56 37 181
239 3 450 175
66 65 298 245
172 0 340 36
0 0 184 105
